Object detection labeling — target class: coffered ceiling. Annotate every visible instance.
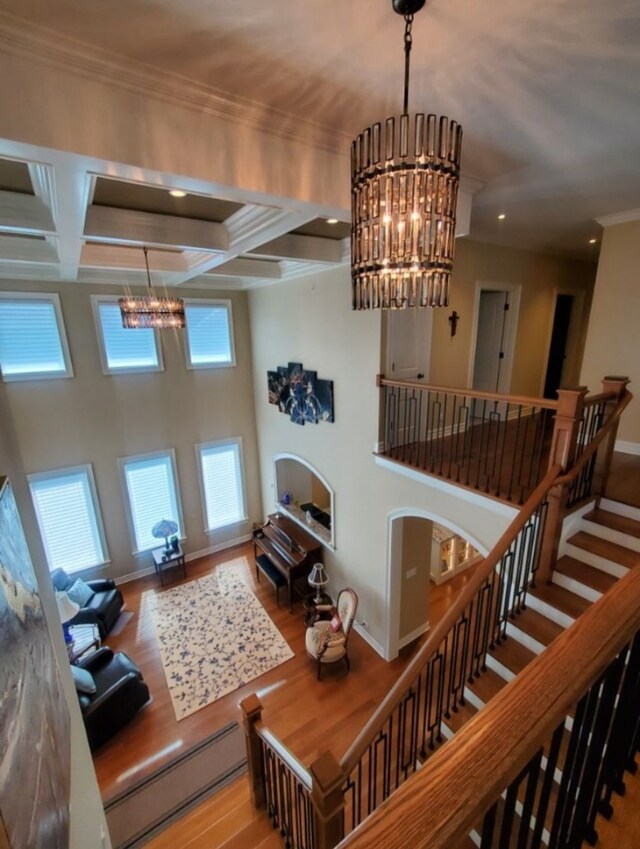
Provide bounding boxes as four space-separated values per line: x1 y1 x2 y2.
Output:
0 0 639 289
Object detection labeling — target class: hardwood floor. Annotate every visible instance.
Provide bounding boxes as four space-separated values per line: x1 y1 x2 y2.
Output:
607 451 640 508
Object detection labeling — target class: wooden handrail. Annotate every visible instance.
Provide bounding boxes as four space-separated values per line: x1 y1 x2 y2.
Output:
339 463 562 775
582 390 620 406
377 375 560 410
556 390 632 487
338 561 640 849
257 722 313 790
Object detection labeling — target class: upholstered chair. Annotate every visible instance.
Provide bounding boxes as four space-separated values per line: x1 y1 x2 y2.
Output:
305 588 358 680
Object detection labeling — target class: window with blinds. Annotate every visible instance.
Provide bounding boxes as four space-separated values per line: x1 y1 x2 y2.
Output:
29 466 108 573
92 297 162 373
184 300 235 368
121 451 183 552
197 439 246 531
0 293 73 380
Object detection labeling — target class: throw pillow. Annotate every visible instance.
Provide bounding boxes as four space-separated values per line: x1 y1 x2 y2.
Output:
71 665 96 695
67 578 94 608
330 614 342 633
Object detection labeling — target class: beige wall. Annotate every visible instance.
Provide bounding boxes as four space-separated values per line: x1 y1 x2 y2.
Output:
580 220 640 445
0 380 110 848
398 517 431 642
1 279 262 582
249 267 515 655
429 239 596 396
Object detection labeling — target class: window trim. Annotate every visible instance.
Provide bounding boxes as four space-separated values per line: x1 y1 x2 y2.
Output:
195 437 248 533
118 448 185 555
28 463 110 573
0 291 74 381
184 298 236 370
90 294 164 375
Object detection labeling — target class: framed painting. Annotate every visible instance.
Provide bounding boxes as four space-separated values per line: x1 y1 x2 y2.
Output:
0 477 70 848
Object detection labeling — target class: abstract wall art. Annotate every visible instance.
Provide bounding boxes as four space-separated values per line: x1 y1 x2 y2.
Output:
267 362 334 426
0 477 70 849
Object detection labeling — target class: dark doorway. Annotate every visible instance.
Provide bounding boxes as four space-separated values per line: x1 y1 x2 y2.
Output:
544 294 574 399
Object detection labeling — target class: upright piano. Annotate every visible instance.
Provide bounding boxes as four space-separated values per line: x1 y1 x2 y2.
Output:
252 512 323 611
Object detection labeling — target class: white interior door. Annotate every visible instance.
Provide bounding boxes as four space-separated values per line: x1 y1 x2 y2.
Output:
472 291 509 393
386 309 432 382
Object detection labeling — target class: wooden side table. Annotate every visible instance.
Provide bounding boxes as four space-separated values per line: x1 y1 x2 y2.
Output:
152 545 186 586
302 591 334 627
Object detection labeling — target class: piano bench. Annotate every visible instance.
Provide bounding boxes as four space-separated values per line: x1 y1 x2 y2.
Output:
255 554 287 606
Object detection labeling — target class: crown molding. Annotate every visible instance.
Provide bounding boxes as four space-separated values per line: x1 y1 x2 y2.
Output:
0 11 350 156
596 208 640 228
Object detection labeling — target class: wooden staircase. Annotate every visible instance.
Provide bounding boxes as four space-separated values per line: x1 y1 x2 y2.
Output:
432 497 640 847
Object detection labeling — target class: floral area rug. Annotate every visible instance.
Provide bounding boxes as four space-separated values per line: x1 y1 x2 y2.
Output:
147 571 294 720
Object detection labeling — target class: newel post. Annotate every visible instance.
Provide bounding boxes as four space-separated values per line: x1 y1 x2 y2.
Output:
592 376 629 506
310 751 346 849
241 694 265 809
539 386 588 584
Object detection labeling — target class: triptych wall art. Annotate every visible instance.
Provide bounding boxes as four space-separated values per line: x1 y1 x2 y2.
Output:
267 362 334 425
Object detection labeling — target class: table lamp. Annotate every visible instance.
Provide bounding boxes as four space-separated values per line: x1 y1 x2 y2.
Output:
152 519 179 552
308 563 328 604
56 591 80 644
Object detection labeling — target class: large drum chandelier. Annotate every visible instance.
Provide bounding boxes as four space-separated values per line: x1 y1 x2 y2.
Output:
351 0 463 309
119 246 185 329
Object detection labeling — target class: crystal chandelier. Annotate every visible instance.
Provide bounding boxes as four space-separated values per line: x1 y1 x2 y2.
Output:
351 0 463 309
119 246 185 329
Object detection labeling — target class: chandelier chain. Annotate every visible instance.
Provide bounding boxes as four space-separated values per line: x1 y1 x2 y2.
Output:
403 14 413 114
143 245 152 290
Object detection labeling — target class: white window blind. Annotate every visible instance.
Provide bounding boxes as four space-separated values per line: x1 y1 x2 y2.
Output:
198 440 246 531
96 300 161 372
29 467 107 573
122 452 182 552
0 295 72 379
185 301 235 368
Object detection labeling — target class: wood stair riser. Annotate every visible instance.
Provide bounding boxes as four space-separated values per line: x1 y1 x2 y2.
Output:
562 543 628 578
486 654 516 684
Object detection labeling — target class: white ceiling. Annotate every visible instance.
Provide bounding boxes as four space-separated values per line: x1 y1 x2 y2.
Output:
0 0 639 282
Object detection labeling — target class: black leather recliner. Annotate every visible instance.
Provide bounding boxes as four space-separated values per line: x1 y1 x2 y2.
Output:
51 568 124 638
75 647 150 751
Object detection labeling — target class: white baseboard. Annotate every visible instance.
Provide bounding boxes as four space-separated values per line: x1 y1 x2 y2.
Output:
115 533 253 585
397 621 430 651
353 621 386 659
615 440 640 456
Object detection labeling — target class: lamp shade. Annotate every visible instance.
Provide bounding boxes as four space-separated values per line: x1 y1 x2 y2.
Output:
56 591 80 625
152 519 179 541
308 563 328 589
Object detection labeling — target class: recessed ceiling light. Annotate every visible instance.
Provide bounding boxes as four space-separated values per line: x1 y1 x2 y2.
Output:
326 218 339 225
169 189 187 198
498 213 506 220
589 238 597 244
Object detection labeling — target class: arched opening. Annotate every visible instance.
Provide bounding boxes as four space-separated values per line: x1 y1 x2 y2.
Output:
386 510 488 660
273 453 335 549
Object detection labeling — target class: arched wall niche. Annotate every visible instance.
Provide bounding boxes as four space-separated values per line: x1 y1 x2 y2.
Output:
273 453 335 549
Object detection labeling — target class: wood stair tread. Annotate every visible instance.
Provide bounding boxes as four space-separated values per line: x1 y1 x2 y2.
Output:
468 668 508 705
443 699 478 734
511 607 564 646
528 581 591 619
489 637 536 676
584 508 640 540
555 555 617 593
567 531 639 568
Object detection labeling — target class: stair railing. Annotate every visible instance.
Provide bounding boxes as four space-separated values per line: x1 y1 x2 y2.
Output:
242 376 631 849
338 558 640 849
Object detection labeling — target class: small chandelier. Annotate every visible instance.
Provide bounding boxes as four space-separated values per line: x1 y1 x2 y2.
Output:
119 246 186 329
351 0 463 309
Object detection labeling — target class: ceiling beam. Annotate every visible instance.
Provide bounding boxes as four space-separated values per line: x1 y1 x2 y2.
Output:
38 161 90 281
84 205 229 252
